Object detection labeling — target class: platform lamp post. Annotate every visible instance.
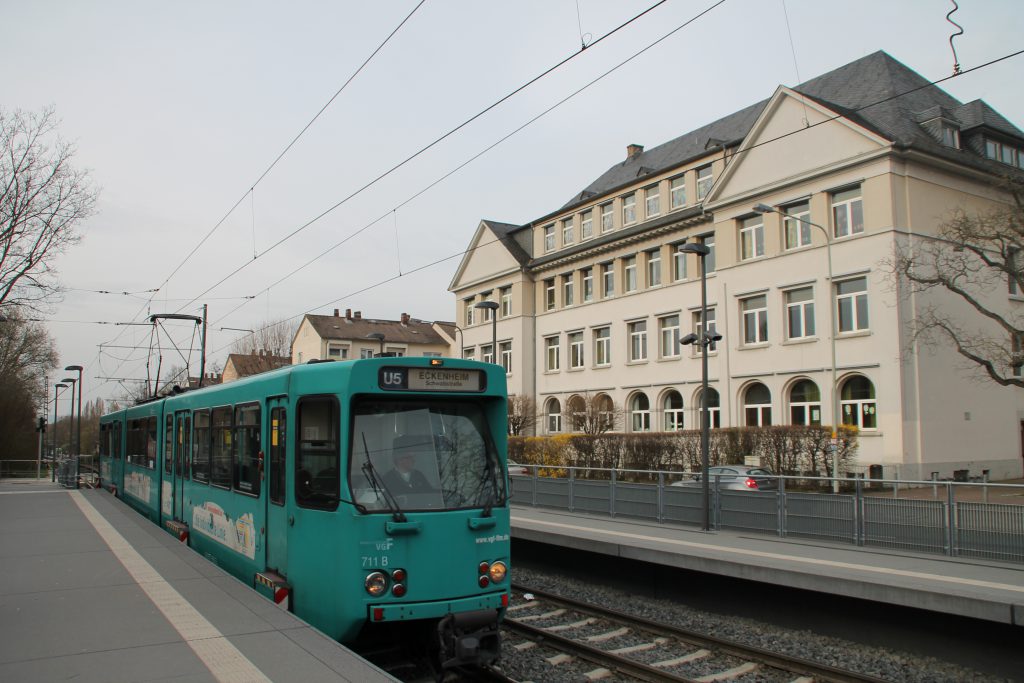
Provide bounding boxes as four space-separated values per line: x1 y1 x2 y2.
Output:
474 301 499 364
52 383 68 481
366 332 385 357
677 241 721 532
752 203 839 492
65 365 83 456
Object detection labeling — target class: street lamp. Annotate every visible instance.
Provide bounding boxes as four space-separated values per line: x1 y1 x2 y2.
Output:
474 301 499 364
752 203 839 491
366 332 385 357
52 383 68 480
61 377 78 457
678 241 721 532
65 365 83 457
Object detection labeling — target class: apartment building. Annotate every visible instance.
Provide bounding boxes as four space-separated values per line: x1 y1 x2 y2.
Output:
290 309 455 364
449 51 1024 479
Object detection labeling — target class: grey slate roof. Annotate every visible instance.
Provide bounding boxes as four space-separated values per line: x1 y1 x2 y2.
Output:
482 220 532 264
304 313 448 345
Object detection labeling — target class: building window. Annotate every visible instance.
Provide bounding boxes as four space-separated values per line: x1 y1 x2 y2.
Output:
601 202 614 233
744 382 772 426
630 393 651 432
786 287 815 339
624 256 638 292
836 277 868 333
663 391 684 431
544 223 555 251
602 262 614 298
940 122 960 148
622 193 636 225
660 314 680 358
628 320 647 361
784 201 812 250
465 300 475 326
670 175 686 209
790 380 821 425
985 138 1023 167
696 165 713 200
647 249 661 287
545 336 560 371
582 268 594 302
569 331 584 369
566 395 585 432
500 287 512 317
594 327 611 367
699 233 716 274
545 278 556 311
741 295 768 345
832 186 864 238
739 215 765 260
692 307 717 352
481 344 494 364
697 388 722 429
546 398 562 433
360 348 374 359
327 344 349 359
581 209 593 240
672 243 688 281
500 341 512 375
479 301 495 322
463 348 475 361
841 376 876 430
645 184 660 218
563 274 574 307
562 217 574 246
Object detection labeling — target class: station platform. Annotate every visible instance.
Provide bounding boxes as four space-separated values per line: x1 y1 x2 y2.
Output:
0 480 395 683
510 505 1024 626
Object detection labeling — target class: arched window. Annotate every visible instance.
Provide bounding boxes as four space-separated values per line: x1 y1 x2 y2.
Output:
695 388 721 428
789 380 821 425
595 394 615 432
663 391 684 431
630 393 651 432
744 382 772 426
567 395 585 432
545 398 562 433
841 376 876 430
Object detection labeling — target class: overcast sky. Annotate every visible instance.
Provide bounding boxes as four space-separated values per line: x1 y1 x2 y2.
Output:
4 0 1023 407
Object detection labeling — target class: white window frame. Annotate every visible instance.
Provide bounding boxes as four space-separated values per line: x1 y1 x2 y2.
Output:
563 274 574 307
622 193 636 226
581 209 593 240
832 187 864 238
645 184 660 218
545 279 556 311
568 331 584 369
594 327 611 367
741 295 768 345
784 202 812 250
647 249 661 287
544 223 555 251
699 233 716 274
789 380 821 426
546 398 562 433
739 215 765 260
630 393 651 432
628 320 648 362
602 263 614 298
463 348 475 361
499 341 512 375
624 256 638 293
696 165 713 200
660 315 680 359
481 344 494 364
785 287 815 340
692 307 717 353
601 202 614 233
562 217 574 245
545 336 560 371
663 391 684 431
465 301 475 326
672 243 688 281
359 348 373 359
582 268 594 302
841 377 877 430
670 175 686 210
836 277 869 333
500 287 512 317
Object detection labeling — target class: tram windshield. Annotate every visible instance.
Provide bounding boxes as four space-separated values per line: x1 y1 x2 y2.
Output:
349 398 505 513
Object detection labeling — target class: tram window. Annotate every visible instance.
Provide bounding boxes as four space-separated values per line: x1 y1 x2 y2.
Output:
234 404 261 496
127 418 156 470
269 408 286 506
192 410 210 483
180 416 190 479
99 425 109 457
113 422 122 459
211 407 233 489
164 415 173 475
296 397 339 509
146 416 158 469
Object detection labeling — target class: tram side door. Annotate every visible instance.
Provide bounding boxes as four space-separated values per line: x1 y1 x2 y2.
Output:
265 398 288 576
174 412 190 522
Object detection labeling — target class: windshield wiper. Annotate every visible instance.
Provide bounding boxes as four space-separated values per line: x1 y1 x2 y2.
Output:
361 432 406 523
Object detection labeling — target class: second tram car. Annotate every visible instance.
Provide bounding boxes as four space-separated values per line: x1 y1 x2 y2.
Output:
98 357 511 669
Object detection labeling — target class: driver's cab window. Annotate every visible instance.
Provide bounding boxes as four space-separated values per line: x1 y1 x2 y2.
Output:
296 397 339 509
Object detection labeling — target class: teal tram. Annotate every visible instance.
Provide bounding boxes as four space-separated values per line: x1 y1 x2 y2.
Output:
98 357 511 669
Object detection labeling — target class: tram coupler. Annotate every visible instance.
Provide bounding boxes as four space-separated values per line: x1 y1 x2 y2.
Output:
437 609 500 670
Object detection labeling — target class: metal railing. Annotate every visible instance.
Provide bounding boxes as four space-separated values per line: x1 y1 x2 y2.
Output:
0 459 51 479
508 466 1024 564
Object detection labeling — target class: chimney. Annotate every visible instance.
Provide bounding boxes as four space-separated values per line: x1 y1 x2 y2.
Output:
333 308 339 317
354 311 362 319
401 313 410 325
345 308 352 320
626 143 644 160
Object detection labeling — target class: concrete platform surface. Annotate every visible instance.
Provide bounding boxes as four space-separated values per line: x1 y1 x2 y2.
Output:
0 480 395 683
511 505 1024 626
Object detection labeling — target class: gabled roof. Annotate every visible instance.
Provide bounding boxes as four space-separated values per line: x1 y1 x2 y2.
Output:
484 220 531 265
224 352 290 378
303 313 448 345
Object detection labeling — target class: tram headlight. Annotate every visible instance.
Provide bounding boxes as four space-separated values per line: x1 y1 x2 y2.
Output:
488 561 507 583
365 571 388 596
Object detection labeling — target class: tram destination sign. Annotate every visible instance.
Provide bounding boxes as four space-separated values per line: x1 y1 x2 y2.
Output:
379 367 485 392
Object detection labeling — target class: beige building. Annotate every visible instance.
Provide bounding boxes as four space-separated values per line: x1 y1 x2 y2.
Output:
290 309 455 364
449 51 1024 480
221 351 290 383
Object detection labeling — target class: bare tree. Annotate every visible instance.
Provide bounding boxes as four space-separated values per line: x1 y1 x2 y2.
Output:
229 318 297 357
0 106 99 313
891 178 1024 387
506 394 538 436
0 312 58 459
565 393 621 435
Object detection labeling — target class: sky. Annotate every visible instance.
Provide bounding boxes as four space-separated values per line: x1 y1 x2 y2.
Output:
4 0 1023 409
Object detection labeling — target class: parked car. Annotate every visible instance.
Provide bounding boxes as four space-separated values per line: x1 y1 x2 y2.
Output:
671 466 778 491
507 460 530 477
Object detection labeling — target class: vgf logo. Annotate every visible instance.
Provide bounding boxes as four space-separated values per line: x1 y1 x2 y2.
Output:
381 369 406 388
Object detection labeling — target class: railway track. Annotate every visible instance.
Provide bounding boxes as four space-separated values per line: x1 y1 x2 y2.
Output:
502 584 891 683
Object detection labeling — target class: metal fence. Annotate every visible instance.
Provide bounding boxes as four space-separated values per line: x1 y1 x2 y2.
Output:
509 467 1024 564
